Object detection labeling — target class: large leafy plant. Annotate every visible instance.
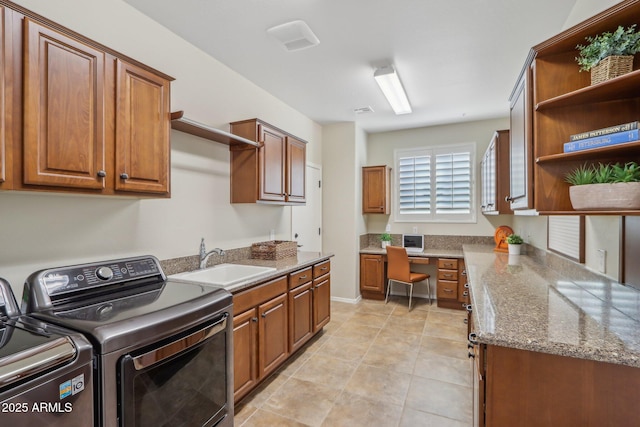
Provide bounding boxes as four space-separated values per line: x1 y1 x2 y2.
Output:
565 162 640 185
576 25 640 71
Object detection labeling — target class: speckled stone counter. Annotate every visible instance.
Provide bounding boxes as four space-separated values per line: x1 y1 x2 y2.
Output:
162 251 333 294
464 244 640 368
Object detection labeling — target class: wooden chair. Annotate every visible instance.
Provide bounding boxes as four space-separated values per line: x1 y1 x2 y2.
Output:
385 245 430 310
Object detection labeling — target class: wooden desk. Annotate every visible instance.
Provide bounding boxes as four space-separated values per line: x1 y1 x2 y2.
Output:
359 253 467 309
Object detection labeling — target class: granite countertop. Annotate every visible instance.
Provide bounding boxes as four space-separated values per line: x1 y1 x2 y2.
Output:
360 246 464 259
166 251 333 294
464 244 640 368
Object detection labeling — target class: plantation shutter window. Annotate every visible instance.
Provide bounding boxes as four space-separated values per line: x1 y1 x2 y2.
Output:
394 143 476 223
435 152 471 214
399 154 431 214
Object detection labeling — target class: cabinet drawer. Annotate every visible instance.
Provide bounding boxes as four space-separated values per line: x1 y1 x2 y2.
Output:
438 258 458 269
313 260 331 278
438 270 458 281
437 280 458 300
289 267 312 289
233 276 288 314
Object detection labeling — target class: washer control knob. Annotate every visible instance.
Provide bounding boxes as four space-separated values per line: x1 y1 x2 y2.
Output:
96 266 114 280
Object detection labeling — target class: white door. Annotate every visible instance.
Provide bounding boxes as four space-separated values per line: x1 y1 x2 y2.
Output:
292 164 322 252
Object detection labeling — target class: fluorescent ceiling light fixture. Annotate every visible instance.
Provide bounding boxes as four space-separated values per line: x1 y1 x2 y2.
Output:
266 20 320 52
374 65 412 115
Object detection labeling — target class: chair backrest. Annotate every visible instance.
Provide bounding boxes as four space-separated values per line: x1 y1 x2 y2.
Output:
386 245 411 282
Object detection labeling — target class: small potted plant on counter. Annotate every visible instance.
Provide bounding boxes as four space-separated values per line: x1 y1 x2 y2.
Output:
380 232 392 249
576 24 640 85
506 233 524 255
565 162 640 210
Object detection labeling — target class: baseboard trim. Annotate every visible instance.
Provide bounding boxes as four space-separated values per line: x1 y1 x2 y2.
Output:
331 295 362 304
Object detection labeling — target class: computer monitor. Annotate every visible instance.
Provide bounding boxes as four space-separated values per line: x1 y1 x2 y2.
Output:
402 234 424 253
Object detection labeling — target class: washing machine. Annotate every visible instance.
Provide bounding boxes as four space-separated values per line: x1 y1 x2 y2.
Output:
0 278 94 426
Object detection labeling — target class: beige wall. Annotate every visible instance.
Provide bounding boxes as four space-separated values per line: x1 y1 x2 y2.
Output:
563 0 620 29
366 117 512 236
2 0 322 295
322 123 365 301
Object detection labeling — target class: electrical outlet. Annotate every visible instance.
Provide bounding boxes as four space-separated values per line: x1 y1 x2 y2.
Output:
385 224 391 232
412 226 418 233
269 229 275 240
597 249 606 273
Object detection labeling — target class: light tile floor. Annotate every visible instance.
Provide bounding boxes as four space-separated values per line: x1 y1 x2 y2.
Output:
234 296 472 427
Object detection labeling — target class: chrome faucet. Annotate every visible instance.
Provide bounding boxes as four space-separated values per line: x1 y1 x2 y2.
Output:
199 238 225 269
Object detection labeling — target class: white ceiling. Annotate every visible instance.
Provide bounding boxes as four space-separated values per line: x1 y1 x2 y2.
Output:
124 0 579 133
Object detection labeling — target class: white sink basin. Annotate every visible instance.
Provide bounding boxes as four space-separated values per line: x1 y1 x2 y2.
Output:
169 263 277 287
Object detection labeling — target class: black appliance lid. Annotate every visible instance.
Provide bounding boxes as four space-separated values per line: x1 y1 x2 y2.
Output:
30 280 231 354
23 255 232 354
0 320 76 389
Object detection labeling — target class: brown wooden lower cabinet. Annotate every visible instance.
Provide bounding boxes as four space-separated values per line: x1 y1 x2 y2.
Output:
360 253 386 299
233 259 331 403
473 344 640 426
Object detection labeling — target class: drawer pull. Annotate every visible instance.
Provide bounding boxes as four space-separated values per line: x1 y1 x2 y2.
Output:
463 291 469 297
468 351 475 359
444 289 453 293
320 267 328 271
464 283 469 288
299 275 308 280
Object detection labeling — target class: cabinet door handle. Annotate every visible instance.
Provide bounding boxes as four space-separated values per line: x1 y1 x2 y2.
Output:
120 172 129 180
97 170 107 178
463 291 469 297
468 351 475 359
251 317 258 322
505 195 514 202
261 313 267 318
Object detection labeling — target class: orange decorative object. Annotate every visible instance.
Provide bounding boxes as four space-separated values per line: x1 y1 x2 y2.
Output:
494 226 514 253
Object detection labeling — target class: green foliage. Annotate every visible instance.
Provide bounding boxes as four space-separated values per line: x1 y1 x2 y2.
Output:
576 25 640 71
565 162 640 185
611 161 640 182
593 163 615 183
379 232 392 242
506 234 524 245
565 163 596 185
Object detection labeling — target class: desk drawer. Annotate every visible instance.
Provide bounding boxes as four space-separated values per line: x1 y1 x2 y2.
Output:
437 280 458 300
438 258 458 269
438 270 458 281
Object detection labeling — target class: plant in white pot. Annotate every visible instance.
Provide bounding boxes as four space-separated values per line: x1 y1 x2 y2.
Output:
380 232 392 249
506 234 523 255
565 162 640 210
576 24 640 85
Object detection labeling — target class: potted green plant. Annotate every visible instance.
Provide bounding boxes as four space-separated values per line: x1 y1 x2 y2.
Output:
576 24 640 85
565 162 640 210
379 232 392 249
506 233 524 255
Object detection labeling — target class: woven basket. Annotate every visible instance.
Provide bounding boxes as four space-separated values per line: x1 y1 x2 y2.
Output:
590 55 633 85
251 240 297 260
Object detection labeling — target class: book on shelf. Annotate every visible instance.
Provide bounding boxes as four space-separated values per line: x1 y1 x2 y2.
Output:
570 121 638 142
563 129 639 153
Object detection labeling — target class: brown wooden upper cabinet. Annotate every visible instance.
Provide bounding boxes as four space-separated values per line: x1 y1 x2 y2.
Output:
481 130 510 215
230 119 306 205
514 1 640 215
3 5 172 197
23 18 107 191
507 65 534 211
0 5 11 190
362 165 390 214
114 59 170 194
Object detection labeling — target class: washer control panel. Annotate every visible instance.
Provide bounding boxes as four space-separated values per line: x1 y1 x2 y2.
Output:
41 257 163 297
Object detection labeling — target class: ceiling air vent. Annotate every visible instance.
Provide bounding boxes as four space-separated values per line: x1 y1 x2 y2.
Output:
266 20 320 52
354 106 374 114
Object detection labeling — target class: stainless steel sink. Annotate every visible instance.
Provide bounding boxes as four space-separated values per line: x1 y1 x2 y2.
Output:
169 263 277 287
